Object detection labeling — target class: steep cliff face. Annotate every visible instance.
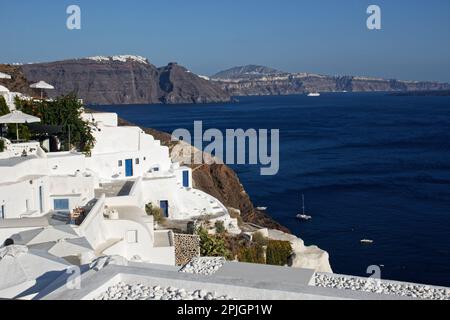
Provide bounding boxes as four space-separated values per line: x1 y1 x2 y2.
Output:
16 56 231 105
212 65 450 96
158 63 231 104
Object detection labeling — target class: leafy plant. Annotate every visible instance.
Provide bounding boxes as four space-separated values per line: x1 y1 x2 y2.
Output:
266 240 292 266
237 244 266 264
214 221 226 234
197 227 230 258
145 203 164 223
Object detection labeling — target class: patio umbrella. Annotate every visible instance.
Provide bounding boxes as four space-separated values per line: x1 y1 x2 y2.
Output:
0 110 41 141
30 81 54 99
0 72 11 79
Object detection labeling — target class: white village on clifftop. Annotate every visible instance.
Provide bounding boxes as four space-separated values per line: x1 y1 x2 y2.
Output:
0 72 449 300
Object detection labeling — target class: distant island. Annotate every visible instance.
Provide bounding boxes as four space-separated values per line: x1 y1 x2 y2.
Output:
211 65 450 97
1 57 449 105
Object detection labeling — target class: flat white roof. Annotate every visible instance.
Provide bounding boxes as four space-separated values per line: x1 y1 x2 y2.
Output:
0 216 49 229
0 155 38 167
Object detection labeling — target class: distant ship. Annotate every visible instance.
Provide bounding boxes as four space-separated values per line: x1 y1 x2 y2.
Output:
307 92 321 97
296 194 312 221
256 207 267 211
360 239 374 245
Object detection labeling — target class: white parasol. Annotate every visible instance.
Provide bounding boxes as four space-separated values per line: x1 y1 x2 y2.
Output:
0 110 41 141
30 81 55 99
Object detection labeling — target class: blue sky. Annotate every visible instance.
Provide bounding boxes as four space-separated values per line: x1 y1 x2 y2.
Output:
1 0 450 82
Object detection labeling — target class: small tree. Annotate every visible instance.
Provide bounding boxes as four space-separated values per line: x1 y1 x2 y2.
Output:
15 94 95 154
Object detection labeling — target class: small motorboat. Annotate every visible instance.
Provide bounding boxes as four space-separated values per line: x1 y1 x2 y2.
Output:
296 194 312 221
256 207 267 211
307 92 320 97
360 239 374 245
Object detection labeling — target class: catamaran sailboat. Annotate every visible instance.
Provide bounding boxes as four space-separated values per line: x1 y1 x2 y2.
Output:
296 194 312 221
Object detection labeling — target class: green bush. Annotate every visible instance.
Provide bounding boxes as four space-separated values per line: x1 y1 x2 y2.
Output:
15 94 95 153
0 139 4 152
266 240 292 266
214 221 226 234
252 232 268 246
145 203 164 223
237 244 265 264
197 227 230 258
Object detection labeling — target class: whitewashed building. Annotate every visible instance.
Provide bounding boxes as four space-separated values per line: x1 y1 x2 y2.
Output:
0 109 239 268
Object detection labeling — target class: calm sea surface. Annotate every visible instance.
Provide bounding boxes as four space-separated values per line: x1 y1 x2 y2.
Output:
95 93 450 287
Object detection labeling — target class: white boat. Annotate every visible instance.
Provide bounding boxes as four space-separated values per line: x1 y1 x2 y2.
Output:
307 92 320 97
296 194 312 221
296 214 312 221
360 239 374 244
256 207 267 211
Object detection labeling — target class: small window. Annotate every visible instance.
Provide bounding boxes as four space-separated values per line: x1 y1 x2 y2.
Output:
143 157 146 161
154 167 160 172
135 158 140 165
127 230 138 244
118 160 123 167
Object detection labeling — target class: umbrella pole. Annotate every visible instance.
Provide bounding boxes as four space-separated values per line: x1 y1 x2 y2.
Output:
41 89 43 100
16 123 19 141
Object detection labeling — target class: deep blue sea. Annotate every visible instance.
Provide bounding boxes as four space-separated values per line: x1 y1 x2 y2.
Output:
95 93 450 287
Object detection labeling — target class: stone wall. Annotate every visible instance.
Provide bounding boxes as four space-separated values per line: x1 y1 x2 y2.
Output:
174 233 200 266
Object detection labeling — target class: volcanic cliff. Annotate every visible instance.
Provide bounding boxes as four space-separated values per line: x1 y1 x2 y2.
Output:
6 56 231 105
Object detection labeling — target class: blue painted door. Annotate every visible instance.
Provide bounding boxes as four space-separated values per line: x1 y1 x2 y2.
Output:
125 159 133 177
54 199 69 211
0 205 5 219
160 201 169 218
182 170 190 188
